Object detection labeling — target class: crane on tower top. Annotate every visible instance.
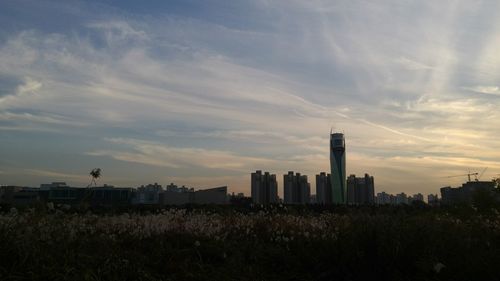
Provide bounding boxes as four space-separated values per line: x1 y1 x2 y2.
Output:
443 167 489 183
444 172 479 182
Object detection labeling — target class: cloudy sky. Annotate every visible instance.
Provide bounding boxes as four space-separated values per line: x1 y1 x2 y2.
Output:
1 0 499 196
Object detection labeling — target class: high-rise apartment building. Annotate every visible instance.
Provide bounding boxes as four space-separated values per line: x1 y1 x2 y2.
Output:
330 132 346 204
316 172 332 204
283 171 310 204
346 173 375 204
251 170 278 204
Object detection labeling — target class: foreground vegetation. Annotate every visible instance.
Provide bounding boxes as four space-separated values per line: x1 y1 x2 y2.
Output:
1 204 499 281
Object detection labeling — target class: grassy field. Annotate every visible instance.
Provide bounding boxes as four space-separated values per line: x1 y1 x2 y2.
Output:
1 204 499 281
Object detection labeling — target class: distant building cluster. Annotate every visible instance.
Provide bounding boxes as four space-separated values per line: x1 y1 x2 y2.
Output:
0 182 228 207
251 170 375 205
249 131 499 206
249 132 350 205
250 131 422 205
375 191 426 205
375 181 499 206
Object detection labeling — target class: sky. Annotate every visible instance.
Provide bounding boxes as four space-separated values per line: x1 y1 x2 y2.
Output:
1 0 499 196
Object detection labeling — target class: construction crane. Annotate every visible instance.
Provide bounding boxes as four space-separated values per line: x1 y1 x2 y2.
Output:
444 172 479 182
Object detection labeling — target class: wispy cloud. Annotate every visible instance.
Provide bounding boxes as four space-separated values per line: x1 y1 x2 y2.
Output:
395 57 434 71
88 138 277 171
86 20 149 42
0 77 41 104
1 0 500 194
464 85 500 95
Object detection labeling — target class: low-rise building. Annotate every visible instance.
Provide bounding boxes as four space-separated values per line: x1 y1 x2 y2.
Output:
193 186 228 204
160 190 192 205
41 182 133 207
0 186 41 206
89 185 133 207
160 184 228 205
40 182 68 190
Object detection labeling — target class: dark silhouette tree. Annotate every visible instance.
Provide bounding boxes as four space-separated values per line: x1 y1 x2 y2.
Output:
494 177 500 189
472 187 496 213
88 168 101 187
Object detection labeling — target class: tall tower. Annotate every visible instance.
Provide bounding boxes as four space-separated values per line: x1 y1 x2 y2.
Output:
330 132 346 204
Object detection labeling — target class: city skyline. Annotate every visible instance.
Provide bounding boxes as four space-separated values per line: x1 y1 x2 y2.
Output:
1 1 500 196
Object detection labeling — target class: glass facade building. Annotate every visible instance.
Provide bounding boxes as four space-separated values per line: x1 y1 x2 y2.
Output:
330 132 346 204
